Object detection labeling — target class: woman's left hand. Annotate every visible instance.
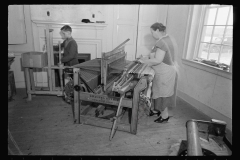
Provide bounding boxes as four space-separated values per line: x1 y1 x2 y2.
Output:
138 58 144 63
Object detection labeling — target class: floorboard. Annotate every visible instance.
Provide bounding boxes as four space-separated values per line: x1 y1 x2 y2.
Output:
8 89 231 156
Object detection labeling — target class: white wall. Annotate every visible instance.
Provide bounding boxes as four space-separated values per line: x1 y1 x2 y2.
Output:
166 5 232 131
30 5 106 23
104 5 114 51
8 5 35 88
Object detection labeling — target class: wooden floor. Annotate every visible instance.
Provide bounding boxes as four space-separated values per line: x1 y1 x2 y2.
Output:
8 89 231 156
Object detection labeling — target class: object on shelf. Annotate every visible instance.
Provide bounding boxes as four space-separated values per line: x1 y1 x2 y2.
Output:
96 21 105 23
193 58 202 62
201 59 219 67
22 52 48 68
81 19 94 23
218 63 229 71
193 58 230 71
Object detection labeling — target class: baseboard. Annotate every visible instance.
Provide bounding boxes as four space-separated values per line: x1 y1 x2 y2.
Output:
177 89 232 144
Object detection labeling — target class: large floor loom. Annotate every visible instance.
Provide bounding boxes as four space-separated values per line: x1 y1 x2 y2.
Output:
70 39 155 140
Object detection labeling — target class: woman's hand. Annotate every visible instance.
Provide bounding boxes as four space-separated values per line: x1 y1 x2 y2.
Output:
135 54 151 63
138 58 144 63
137 48 165 66
136 54 143 59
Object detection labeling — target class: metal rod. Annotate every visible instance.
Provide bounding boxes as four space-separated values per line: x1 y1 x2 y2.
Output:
186 120 203 156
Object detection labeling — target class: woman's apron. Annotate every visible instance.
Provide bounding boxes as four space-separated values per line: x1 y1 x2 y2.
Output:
152 62 177 99
150 35 179 110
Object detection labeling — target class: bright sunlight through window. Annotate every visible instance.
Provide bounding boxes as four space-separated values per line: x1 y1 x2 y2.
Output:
197 5 232 70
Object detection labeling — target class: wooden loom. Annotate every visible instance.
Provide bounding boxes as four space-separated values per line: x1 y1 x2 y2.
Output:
23 25 71 101
72 39 154 140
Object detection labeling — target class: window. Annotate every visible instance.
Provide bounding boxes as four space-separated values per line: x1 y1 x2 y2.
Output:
183 5 233 75
196 5 232 71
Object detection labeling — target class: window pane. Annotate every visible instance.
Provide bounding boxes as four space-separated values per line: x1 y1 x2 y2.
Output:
224 26 233 46
216 7 230 25
208 44 221 61
227 7 233 25
204 8 217 25
201 26 213 42
198 43 209 59
219 45 232 65
211 26 225 44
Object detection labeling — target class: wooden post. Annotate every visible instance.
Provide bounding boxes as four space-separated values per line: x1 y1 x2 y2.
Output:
58 41 64 92
186 120 203 156
103 60 107 91
45 26 53 91
109 95 124 140
130 77 147 134
101 52 104 84
73 68 80 124
29 68 35 91
24 68 32 101
49 27 55 91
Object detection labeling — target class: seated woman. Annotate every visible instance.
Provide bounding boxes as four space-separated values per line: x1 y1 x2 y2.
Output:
138 22 179 123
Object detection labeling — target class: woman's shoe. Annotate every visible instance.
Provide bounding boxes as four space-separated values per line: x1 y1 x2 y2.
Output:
149 110 161 117
154 116 169 123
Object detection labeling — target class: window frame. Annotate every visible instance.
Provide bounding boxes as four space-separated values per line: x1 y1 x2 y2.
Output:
182 5 232 80
195 5 233 65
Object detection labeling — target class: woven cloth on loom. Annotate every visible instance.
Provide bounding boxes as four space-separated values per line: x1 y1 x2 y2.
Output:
109 60 131 71
73 58 101 72
80 68 101 91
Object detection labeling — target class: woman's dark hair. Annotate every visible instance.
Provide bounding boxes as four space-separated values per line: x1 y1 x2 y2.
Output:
150 22 166 32
61 25 72 32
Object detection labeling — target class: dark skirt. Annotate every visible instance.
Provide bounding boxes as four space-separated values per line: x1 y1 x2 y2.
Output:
153 73 178 112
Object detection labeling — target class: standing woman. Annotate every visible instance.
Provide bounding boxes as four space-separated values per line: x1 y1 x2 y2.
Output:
138 22 179 123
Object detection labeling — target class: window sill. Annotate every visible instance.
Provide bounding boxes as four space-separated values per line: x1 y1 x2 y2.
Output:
182 59 232 80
